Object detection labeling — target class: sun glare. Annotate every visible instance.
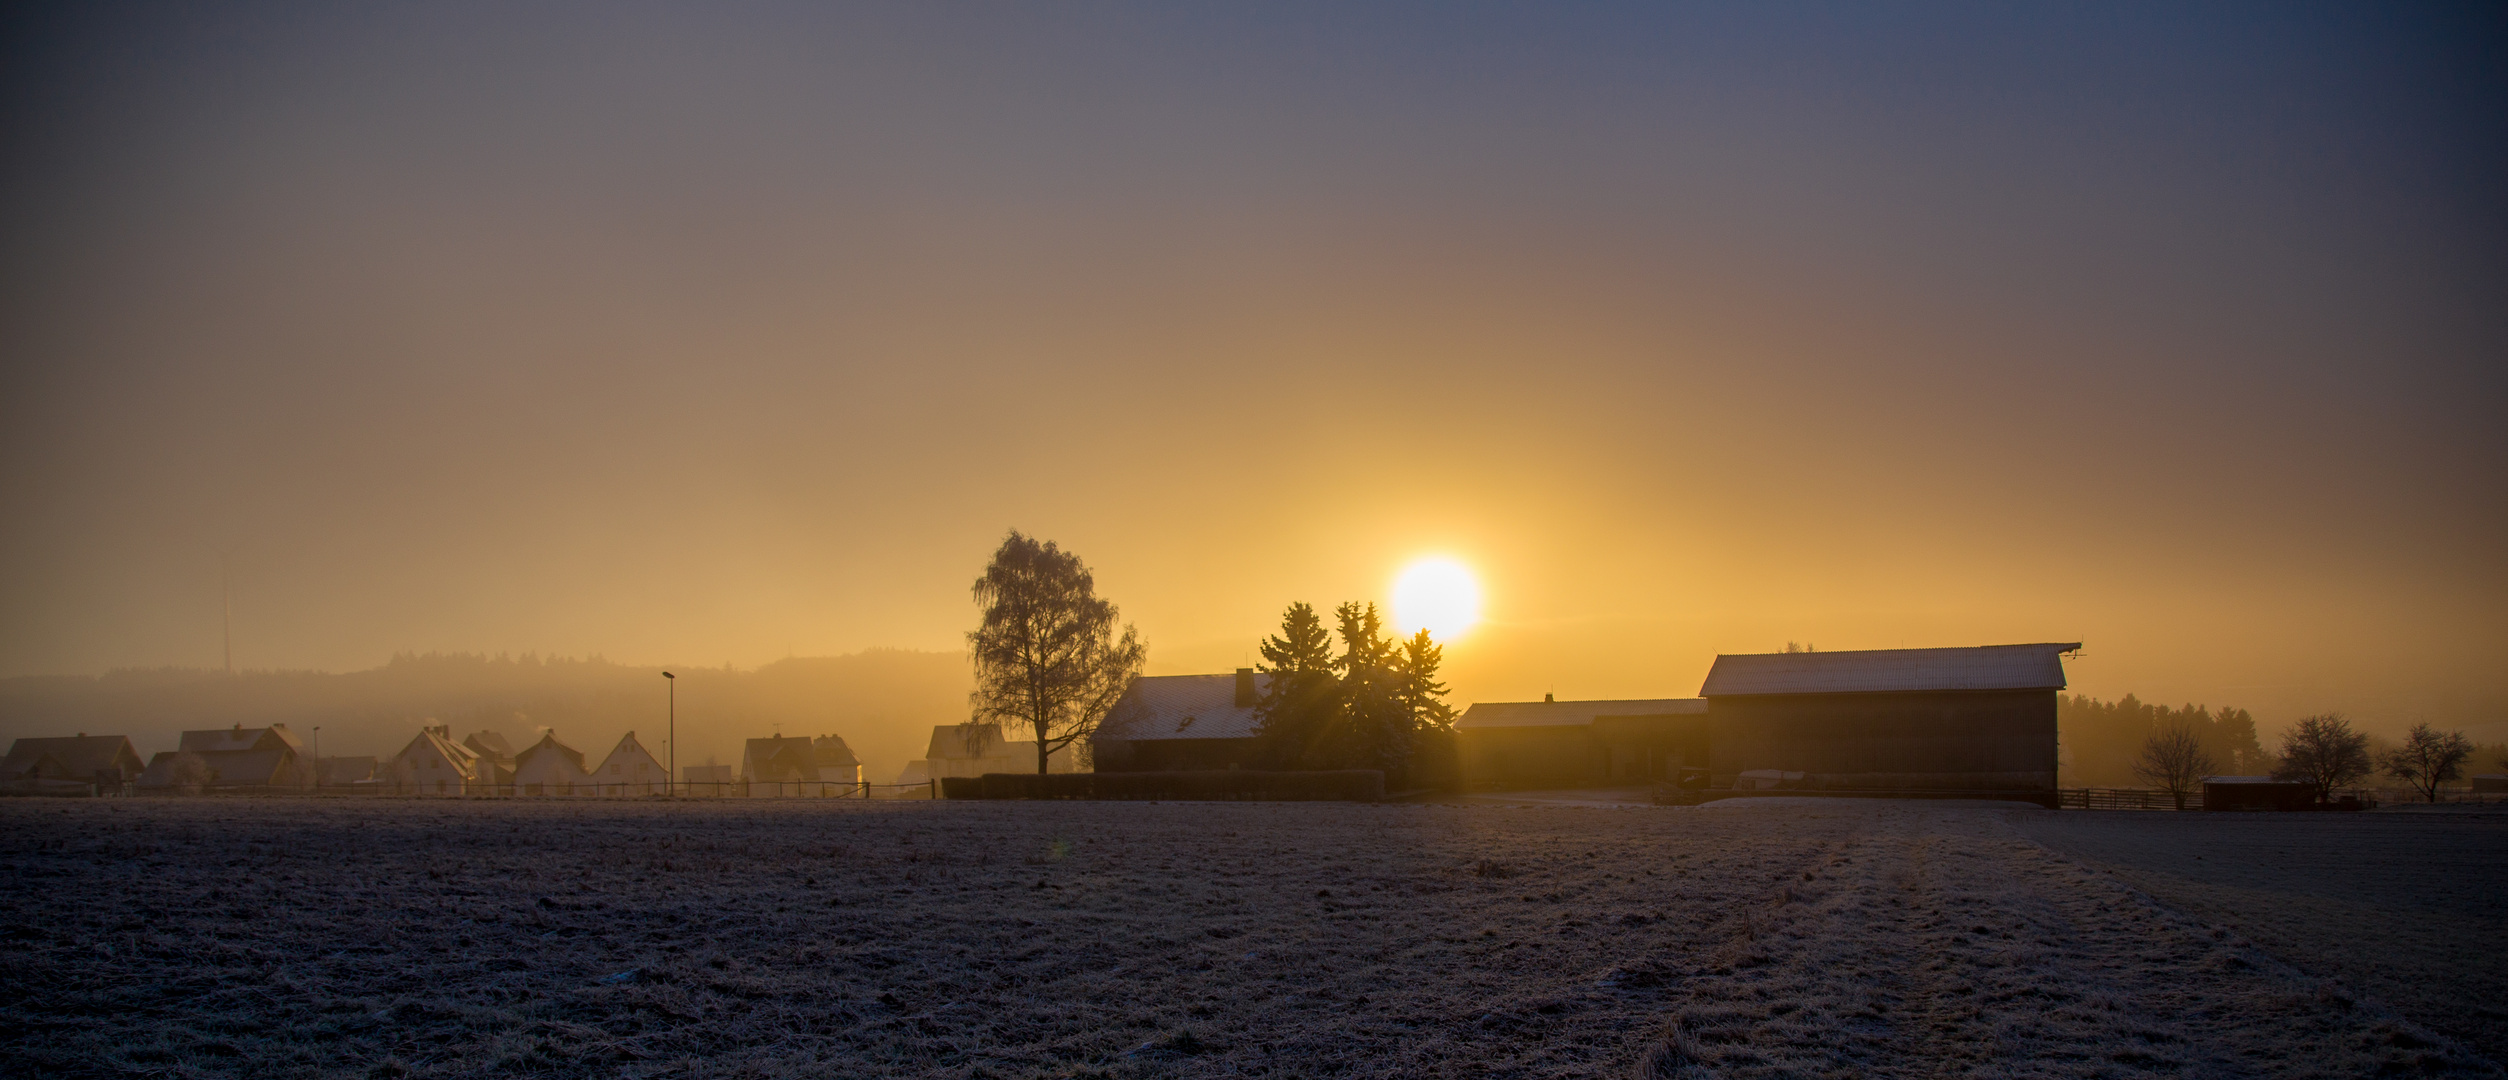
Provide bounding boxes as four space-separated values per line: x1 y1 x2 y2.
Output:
1392 558 1482 642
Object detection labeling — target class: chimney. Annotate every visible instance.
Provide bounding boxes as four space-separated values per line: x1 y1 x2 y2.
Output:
1544 693 1554 703
1234 668 1257 708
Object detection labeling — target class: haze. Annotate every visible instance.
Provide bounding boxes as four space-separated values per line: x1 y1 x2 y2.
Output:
3 3 2502 742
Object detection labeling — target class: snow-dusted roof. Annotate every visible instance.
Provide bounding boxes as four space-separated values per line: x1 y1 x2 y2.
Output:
1697 643 2080 697
1 735 141 781
1454 698 1705 730
1094 673 1271 743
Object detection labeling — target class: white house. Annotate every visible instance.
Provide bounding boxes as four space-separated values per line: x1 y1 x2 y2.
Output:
511 732 593 795
891 723 1075 785
388 725 483 796
591 731 668 796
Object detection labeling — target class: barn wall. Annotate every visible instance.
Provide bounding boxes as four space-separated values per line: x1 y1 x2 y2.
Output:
1706 690 2056 792
1457 727 1598 788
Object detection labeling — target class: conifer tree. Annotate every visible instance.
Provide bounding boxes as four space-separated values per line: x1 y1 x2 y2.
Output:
1393 629 1456 730
1333 602 1410 773
1252 603 1340 768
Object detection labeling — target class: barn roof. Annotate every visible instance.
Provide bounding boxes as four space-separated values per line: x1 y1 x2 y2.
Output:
1698 643 2081 697
1093 673 1272 743
464 730 516 761
1454 698 1705 730
1 735 142 780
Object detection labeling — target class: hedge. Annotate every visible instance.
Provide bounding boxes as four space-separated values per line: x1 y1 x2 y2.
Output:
938 770 1384 802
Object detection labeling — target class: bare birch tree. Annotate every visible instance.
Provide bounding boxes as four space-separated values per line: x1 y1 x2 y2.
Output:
967 532 1146 775
2131 721 2216 810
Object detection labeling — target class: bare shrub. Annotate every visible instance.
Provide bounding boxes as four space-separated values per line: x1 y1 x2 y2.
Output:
2131 722 2217 810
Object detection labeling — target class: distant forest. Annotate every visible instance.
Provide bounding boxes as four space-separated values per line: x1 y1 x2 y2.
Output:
2058 694 2270 788
0 650 970 785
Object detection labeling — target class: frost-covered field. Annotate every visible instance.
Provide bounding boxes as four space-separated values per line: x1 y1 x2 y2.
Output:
2 797 2498 1078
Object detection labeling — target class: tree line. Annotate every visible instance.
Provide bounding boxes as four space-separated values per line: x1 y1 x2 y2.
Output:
2121 706 2491 808
2058 694 2270 787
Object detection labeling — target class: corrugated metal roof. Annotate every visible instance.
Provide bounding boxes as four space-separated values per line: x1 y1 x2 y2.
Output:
1095 673 1270 742
1697 643 2081 697
1453 698 1705 730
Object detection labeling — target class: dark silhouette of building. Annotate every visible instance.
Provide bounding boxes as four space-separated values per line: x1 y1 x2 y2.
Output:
1091 669 1267 771
1454 696 1706 788
1699 643 2079 798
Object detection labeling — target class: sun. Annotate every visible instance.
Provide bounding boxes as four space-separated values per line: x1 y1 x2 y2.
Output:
1391 558 1482 642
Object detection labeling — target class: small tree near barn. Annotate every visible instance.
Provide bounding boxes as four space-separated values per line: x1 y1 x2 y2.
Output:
2131 721 2216 810
967 532 1147 775
2381 722 2474 803
2273 713 2373 805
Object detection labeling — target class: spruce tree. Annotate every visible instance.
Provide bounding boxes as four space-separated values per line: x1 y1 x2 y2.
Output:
1333 602 1408 773
1252 603 1340 769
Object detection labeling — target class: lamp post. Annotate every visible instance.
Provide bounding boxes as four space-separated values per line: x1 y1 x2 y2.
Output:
662 671 675 797
311 725 321 791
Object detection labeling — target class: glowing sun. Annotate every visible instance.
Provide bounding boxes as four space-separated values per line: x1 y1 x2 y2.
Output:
1392 558 1482 642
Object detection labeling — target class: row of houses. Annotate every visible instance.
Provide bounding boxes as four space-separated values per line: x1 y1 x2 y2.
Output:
0 722 872 797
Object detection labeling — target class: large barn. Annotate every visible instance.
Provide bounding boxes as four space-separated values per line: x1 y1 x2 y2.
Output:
1698 643 2079 800
1452 643 2079 799
1090 670 1267 772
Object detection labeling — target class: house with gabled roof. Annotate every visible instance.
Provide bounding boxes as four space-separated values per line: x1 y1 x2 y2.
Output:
743 734 866 796
463 731 517 788
591 731 668 795
512 731 592 795
2 734 145 795
388 725 484 796
1091 669 1268 772
148 723 310 789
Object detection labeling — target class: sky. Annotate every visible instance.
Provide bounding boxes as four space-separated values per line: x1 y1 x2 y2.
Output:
3 2 2502 734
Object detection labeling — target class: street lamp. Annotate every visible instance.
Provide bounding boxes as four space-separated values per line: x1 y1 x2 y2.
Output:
662 671 675 796
311 725 321 791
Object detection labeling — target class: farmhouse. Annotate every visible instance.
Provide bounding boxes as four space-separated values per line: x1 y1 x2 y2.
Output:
138 748 304 791
1092 670 1268 771
1 734 145 794
388 725 485 796
140 723 309 789
1455 696 1708 789
463 731 517 788
512 732 593 795
743 735 864 795
1699 642 2078 798
591 732 668 795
